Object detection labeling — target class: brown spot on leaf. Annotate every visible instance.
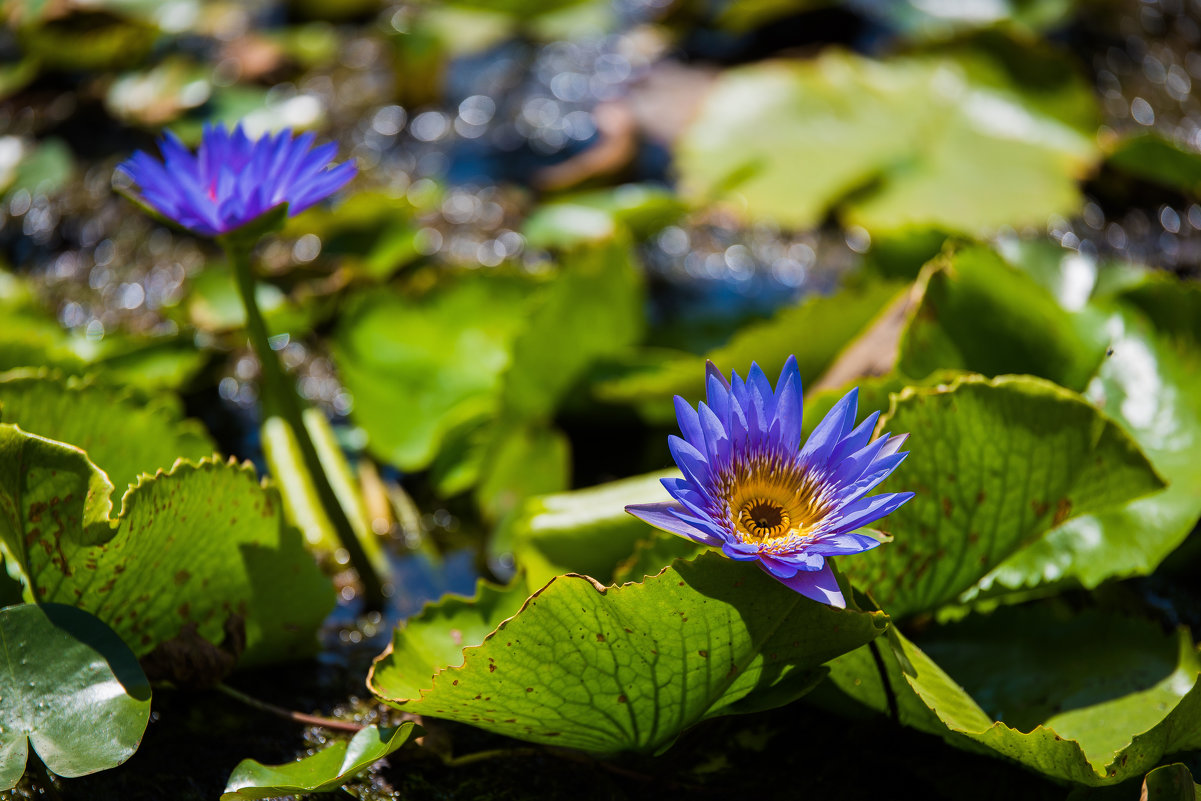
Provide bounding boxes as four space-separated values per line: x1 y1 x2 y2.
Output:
940 498 953 518
698 650 708 658
1031 500 1049 517
1053 498 1072 526
596 633 605 642
174 570 191 586
617 695 628 704
488 663 496 672
975 490 986 505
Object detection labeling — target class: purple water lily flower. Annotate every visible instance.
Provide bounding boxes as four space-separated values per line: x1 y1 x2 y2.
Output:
626 356 913 607
116 123 356 237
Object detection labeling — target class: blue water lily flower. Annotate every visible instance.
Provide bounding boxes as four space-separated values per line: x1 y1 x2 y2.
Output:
626 356 913 607
117 123 356 237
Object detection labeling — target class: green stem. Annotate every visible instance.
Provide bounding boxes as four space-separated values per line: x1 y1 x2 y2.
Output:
223 242 385 611
216 682 365 733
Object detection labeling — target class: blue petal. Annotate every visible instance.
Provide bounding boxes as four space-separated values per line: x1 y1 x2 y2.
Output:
819 491 915 535
673 395 705 452
772 562 845 607
769 371 802 454
626 503 720 546
668 435 712 489
805 532 883 556
697 401 731 467
758 554 799 578
799 387 859 470
720 541 763 561
828 410 881 465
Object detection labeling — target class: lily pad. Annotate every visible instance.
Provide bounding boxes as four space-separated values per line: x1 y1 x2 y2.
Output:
831 605 1201 786
675 46 1097 235
839 374 1164 619
898 247 1109 392
1106 131 1201 195
0 370 215 494
370 551 888 754
0 603 151 788
0 425 334 668
1142 764 1201 801
221 723 420 800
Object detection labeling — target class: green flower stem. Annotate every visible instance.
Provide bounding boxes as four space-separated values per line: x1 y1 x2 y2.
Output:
223 242 386 611
216 682 365 734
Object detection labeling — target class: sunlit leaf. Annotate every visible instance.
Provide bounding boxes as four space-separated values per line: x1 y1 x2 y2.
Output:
676 46 1097 234
220 723 420 800
840 374 1164 619
370 551 888 753
0 425 334 668
0 370 214 494
828 605 1201 786
0 603 151 788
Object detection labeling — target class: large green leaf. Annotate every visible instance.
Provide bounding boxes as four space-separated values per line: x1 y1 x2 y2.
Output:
0 603 151 788
370 551 888 754
898 247 1109 392
970 304 1201 596
333 275 534 470
839 374 1164 619
1142 764 1201 801
675 47 1097 235
0 425 334 667
221 723 420 800
830 605 1201 786
596 278 905 424
0 371 215 494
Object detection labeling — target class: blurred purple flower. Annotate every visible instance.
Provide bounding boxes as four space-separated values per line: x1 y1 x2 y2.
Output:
626 356 913 607
117 123 355 237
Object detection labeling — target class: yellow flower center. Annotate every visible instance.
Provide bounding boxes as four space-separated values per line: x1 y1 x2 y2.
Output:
723 457 829 547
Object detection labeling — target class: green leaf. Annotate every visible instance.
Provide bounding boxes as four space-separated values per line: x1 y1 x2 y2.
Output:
491 471 675 589
612 532 707 585
832 606 1201 786
474 423 570 522
1107 131 1201 195
333 276 534 470
501 236 644 421
0 425 334 668
1142 764 1201 801
370 551 888 754
0 370 215 494
839 374 1165 619
675 47 1098 235
220 723 420 800
0 603 151 788
970 303 1201 596
596 278 905 423
898 246 1109 391
1 137 73 200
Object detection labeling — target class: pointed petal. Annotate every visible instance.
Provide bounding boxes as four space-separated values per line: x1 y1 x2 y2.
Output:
819 491 915 535
800 387 859 470
625 503 719 546
773 562 845 607
674 395 705 451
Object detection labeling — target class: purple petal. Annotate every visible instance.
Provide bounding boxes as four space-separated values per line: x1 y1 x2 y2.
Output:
800 387 859 470
772 562 845 607
804 532 883 556
674 395 705 451
819 491 915 535
625 503 720 546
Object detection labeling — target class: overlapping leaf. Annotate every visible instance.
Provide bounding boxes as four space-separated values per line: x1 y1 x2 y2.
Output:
370 552 887 753
676 46 1098 234
0 603 151 788
827 605 1201 786
839 374 1163 619
0 425 333 667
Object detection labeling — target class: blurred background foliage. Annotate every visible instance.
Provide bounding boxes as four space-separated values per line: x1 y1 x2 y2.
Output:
4 0 1201 798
